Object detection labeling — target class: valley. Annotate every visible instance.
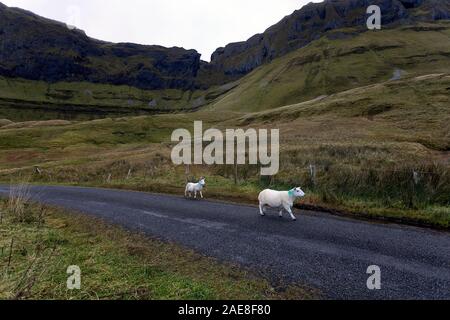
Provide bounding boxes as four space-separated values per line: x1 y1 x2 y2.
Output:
1 0 450 302
0 0 449 229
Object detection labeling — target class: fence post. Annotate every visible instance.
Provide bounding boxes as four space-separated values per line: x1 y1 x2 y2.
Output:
185 164 190 183
270 175 275 186
413 170 420 185
310 164 316 187
6 238 14 275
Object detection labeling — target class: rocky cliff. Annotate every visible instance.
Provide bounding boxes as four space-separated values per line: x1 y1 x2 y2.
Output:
1 0 449 90
0 3 201 90
207 0 450 80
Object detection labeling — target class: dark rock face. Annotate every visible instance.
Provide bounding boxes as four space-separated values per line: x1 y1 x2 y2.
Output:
0 0 449 90
399 0 424 9
207 0 450 81
0 3 201 90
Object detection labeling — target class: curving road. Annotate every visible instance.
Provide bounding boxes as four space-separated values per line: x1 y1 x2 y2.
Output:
0 185 449 300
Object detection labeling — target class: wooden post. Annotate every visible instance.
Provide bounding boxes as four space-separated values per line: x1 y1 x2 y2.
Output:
185 164 190 183
234 163 238 185
126 168 132 180
310 164 316 187
6 238 14 274
413 170 420 185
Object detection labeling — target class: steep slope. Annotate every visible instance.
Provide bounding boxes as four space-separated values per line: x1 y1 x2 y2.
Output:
1 0 450 120
239 73 450 150
209 21 450 112
0 3 201 91
0 76 240 121
0 73 448 227
1 0 450 91
207 0 450 80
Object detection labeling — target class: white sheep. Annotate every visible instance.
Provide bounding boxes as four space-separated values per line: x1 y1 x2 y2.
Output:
258 187 306 221
185 177 206 199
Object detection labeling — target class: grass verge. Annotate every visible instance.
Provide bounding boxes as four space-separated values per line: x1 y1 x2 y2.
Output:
0 194 316 300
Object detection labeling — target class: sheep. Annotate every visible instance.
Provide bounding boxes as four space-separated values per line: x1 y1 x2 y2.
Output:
185 177 206 199
258 187 306 221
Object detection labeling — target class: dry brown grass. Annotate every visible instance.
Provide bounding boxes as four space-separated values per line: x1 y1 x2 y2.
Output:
0 120 71 130
0 119 13 127
0 73 448 227
7 183 32 222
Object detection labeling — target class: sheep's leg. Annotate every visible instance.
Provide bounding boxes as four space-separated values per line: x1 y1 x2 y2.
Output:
194 190 197 199
279 208 284 218
200 191 204 199
284 204 296 221
259 203 265 216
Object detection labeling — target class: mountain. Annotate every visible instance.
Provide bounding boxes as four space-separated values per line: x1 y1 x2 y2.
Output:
209 20 450 112
0 1 449 226
0 3 201 91
1 0 450 92
207 0 450 79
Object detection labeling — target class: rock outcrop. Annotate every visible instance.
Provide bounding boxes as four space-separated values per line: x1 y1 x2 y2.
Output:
0 3 201 90
207 0 450 80
1 0 449 90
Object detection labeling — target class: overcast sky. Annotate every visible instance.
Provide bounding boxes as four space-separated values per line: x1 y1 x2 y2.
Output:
2 0 321 61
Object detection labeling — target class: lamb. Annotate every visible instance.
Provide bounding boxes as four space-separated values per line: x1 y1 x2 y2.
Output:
258 187 306 221
185 177 206 199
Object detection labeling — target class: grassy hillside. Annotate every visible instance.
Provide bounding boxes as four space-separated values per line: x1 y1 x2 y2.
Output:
0 76 238 121
240 73 450 152
0 73 448 227
0 22 449 228
209 22 450 112
2 23 449 121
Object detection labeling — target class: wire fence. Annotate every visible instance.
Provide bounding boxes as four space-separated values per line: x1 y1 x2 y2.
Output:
266 163 450 209
3 158 449 209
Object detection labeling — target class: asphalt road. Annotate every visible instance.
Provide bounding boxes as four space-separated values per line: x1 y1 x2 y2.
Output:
0 185 449 299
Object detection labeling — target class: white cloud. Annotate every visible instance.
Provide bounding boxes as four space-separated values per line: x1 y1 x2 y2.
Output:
2 0 321 61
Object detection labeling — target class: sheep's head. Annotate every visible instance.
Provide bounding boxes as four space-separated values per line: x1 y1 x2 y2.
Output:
291 187 306 198
199 177 206 186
